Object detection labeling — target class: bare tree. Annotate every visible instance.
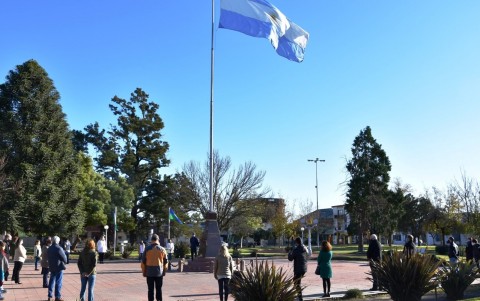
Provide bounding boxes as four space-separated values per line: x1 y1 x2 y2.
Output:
182 151 269 231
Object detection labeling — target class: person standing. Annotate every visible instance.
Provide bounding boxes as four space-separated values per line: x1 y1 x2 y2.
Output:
472 238 480 267
47 236 67 301
166 239 175 271
141 234 168 301
214 245 233 301
403 234 416 259
77 239 97 301
97 236 106 264
63 239 71 264
288 237 308 301
34 240 42 271
465 237 473 262
317 240 333 298
190 233 199 261
2 235 11 282
138 241 145 262
41 238 52 288
447 236 459 264
367 234 382 291
12 238 26 284
0 241 9 299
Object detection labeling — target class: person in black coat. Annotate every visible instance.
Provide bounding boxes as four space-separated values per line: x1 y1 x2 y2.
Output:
403 234 416 259
288 237 308 301
465 237 474 262
367 234 382 291
472 238 480 267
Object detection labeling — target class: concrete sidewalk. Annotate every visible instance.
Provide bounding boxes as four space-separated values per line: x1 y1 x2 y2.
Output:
1 258 469 301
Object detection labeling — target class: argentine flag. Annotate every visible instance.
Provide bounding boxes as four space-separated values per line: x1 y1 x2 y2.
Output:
219 0 309 62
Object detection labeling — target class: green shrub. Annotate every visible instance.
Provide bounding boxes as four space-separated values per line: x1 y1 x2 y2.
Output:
250 250 258 257
230 261 300 301
232 249 241 258
370 252 441 301
174 241 189 258
440 260 479 300
343 288 364 299
104 249 113 259
122 244 135 259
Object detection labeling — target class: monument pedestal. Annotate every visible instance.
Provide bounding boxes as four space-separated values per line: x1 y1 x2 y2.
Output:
184 211 221 273
201 211 222 258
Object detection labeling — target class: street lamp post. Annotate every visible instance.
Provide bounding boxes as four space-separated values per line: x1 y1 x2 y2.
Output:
104 225 109 248
308 158 325 248
300 218 318 255
301 227 305 243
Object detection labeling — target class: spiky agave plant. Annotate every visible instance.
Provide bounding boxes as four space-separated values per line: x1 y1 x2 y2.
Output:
369 252 442 301
230 261 301 301
440 260 479 300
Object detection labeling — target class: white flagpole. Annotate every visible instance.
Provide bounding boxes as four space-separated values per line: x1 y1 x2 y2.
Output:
209 0 215 213
168 207 171 240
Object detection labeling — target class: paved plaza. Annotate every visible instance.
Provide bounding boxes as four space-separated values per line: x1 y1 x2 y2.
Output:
3 257 477 301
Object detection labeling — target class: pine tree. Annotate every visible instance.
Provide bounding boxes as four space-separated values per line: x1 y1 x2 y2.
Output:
0 60 84 235
344 126 391 252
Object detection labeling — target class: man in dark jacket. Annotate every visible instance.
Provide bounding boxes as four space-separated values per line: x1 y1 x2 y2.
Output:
47 236 67 301
448 236 459 264
367 234 382 291
288 237 308 301
142 234 168 301
465 237 473 261
189 233 199 261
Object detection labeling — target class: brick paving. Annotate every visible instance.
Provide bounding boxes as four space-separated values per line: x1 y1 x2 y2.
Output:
3 257 473 301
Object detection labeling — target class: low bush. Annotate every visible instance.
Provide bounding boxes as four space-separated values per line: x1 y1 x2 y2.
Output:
440 260 479 300
122 244 135 259
174 241 189 258
230 261 300 301
343 288 364 299
370 252 441 301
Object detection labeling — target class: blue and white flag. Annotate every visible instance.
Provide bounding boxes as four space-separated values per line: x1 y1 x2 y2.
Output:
219 0 309 62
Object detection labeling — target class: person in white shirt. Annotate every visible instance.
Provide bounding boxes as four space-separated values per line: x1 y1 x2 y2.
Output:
166 239 175 271
97 236 107 264
138 241 145 262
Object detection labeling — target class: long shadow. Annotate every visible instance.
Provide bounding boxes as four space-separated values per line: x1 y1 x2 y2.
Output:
171 293 218 298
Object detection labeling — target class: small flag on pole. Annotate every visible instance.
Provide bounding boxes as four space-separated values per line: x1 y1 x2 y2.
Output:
169 208 183 224
219 0 309 62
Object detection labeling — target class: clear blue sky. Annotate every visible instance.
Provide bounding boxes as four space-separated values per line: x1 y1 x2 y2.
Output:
1 1 479 215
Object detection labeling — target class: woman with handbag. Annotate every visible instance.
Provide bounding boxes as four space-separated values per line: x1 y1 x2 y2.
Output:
316 240 333 297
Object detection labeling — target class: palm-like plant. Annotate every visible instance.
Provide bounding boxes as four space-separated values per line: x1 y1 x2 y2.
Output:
369 252 442 301
230 261 301 301
440 260 479 300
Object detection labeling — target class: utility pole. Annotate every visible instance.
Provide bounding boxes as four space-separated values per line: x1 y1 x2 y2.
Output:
308 158 325 248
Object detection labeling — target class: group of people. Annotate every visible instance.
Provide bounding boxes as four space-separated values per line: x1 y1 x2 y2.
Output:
0 234 98 301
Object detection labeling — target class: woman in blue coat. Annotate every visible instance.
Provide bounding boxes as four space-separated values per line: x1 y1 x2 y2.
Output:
317 240 333 297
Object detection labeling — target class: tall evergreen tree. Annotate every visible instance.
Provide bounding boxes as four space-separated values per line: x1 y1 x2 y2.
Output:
0 60 84 235
344 126 391 252
84 88 169 243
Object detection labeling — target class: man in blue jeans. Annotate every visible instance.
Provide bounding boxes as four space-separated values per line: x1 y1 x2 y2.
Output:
47 236 67 301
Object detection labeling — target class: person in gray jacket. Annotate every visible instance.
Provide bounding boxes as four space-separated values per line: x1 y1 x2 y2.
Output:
214 245 234 301
47 236 67 301
288 237 308 301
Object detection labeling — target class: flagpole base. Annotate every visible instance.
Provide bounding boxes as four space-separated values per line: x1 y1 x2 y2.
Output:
200 211 222 258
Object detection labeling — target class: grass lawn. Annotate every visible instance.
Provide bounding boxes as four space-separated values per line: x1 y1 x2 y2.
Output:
228 244 450 262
